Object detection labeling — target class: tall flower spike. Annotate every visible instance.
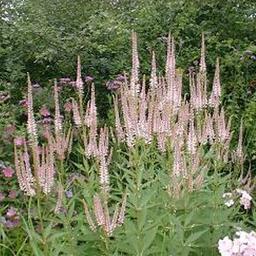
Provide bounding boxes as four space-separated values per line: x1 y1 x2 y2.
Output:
113 96 125 142
165 33 171 76
236 121 244 163
166 35 176 100
199 33 206 73
72 99 82 127
93 194 105 226
150 51 157 89
14 141 36 196
54 79 62 135
27 73 38 145
85 84 98 158
187 115 197 155
76 55 84 98
199 33 208 107
38 144 55 194
131 31 140 95
82 199 96 231
117 192 127 226
209 58 221 107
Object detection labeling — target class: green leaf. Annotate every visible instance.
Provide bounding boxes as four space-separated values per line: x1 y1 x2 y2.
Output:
143 226 158 251
185 229 209 247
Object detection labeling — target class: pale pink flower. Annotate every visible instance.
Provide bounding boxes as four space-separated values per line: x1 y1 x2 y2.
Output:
218 236 234 256
219 231 256 255
236 189 252 210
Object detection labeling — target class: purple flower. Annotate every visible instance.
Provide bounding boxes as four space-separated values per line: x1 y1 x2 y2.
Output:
59 78 71 84
42 117 53 124
69 81 76 87
6 207 17 218
59 207 67 214
85 76 94 83
116 74 125 82
2 167 15 178
19 99 28 108
0 192 5 202
5 219 20 229
4 209 20 228
8 190 17 199
65 189 73 198
39 106 51 117
14 137 25 146
106 80 122 91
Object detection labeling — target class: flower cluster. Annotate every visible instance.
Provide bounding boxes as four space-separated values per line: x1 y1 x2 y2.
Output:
106 74 125 91
0 207 20 229
83 193 127 236
222 189 253 210
113 32 237 197
0 164 18 204
218 231 256 256
236 189 252 210
14 75 74 196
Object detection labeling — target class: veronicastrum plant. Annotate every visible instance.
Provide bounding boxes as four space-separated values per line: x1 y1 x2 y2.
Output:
0 32 254 256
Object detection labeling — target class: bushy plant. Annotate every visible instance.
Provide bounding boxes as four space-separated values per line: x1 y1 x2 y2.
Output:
0 33 255 256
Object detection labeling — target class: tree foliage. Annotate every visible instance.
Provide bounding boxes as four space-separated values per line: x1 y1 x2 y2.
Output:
0 0 256 156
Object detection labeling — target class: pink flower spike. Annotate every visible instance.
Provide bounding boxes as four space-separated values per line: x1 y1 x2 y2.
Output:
2 167 15 178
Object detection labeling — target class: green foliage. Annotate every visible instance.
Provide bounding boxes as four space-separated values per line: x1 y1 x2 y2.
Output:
0 1 256 255
0 136 252 255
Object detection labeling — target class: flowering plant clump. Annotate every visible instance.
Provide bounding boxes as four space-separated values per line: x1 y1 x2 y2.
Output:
0 32 254 255
218 231 256 256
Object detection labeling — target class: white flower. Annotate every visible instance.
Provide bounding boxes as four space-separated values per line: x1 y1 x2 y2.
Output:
225 199 234 207
218 230 256 256
218 236 233 256
223 193 233 198
236 189 252 210
223 193 234 207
